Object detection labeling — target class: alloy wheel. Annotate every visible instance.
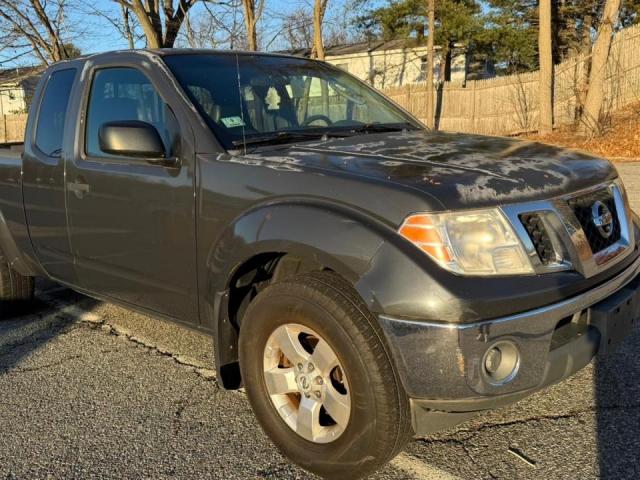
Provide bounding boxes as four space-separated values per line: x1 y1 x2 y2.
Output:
262 323 351 443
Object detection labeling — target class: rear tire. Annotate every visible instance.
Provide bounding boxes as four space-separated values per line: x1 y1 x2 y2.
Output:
0 253 34 302
239 271 411 479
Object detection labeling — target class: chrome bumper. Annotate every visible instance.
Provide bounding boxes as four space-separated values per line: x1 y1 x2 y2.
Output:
379 252 640 403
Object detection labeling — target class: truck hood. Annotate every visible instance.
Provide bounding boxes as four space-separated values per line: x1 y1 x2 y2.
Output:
245 130 617 210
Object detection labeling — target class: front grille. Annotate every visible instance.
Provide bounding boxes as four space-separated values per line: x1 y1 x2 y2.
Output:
519 213 557 264
567 188 621 254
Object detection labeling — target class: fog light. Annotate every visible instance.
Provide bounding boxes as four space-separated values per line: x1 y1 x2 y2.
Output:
485 347 502 374
483 341 520 385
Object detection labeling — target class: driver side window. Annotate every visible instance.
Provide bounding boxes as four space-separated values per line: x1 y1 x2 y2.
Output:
85 67 172 158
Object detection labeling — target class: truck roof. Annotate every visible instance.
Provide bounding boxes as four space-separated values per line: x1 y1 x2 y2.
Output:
52 48 309 69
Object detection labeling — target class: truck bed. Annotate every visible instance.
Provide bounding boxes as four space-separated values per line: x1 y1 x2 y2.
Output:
0 146 22 163
0 147 24 214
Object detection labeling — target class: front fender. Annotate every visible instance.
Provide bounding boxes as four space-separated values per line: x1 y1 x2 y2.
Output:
201 200 434 388
202 197 507 344
204 201 397 315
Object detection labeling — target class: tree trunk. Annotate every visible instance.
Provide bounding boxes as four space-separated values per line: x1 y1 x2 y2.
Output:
247 21 257 50
539 0 554 135
163 16 183 47
121 4 135 49
581 13 594 56
129 0 162 49
30 0 67 60
313 0 327 60
114 0 197 49
242 0 258 50
425 0 435 129
580 0 621 137
575 11 594 117
443 42 453 81
438 43 449 82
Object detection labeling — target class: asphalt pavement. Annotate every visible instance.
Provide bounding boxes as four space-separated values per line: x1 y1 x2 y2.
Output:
2 163 640 479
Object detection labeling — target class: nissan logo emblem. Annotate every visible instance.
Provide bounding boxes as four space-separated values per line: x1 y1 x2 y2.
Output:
591 201 614 239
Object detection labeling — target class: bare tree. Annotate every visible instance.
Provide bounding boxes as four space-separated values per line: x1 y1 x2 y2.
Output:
241 0 265 50
538 0 553 135
0 0 76 65
266 4 350 52
87 2 144 49
180 0 246 49
580 0 622 137
280 9 313 50
112 0 201 48
509 73 536 132
121 4 137 48
312 0 328 59
179 8 196 47
425 0 435 129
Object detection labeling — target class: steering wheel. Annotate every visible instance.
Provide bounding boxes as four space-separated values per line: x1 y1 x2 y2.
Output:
301 115 333 127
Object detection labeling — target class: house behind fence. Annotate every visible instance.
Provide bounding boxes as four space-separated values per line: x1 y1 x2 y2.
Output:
282 40 488 89
383 23 640 136
0 66 42 116
0 66 43 144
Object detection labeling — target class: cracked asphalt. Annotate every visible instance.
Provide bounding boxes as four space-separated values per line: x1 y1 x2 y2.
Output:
1 283 455 480
1 163 640 479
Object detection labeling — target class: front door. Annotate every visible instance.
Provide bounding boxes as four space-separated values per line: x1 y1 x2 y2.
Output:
65 64 198 323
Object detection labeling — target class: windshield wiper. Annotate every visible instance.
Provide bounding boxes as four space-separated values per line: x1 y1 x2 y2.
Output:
232 130 348 148
347 122 419 134
231 123 419 148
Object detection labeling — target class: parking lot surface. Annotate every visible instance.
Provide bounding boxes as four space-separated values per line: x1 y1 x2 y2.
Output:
1 163 640 479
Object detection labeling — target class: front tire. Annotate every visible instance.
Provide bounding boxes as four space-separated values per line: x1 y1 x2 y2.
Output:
239 271 411 479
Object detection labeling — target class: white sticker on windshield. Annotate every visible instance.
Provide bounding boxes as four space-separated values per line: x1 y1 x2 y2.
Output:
221 116 246 128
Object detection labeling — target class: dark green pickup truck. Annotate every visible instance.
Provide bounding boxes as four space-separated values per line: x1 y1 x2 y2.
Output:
1 49 639 479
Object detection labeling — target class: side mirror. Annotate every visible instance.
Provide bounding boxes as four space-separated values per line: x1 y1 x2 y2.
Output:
98 120 174 165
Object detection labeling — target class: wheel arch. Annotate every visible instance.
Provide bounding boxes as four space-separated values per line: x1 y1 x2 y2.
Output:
0 206 41 277
203 201 400 389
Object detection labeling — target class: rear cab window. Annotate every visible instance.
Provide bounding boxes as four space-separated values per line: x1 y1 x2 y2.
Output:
34 69 76 157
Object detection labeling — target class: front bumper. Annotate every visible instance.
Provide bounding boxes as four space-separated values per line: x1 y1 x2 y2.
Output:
379 252 640 435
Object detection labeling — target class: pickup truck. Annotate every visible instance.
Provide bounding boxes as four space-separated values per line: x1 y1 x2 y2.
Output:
1 49 639 479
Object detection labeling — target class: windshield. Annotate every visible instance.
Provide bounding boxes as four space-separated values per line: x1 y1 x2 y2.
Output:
163 53 422 149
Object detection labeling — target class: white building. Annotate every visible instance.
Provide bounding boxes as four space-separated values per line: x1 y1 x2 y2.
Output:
284 40 468 89
0 66 42 116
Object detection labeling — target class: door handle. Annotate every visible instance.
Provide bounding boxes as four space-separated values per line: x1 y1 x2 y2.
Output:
146 156 180 168
68 181 90 199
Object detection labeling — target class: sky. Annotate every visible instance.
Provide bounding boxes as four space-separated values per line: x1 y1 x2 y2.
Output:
67 0 360 57
0 0 499 68
0 0 387 67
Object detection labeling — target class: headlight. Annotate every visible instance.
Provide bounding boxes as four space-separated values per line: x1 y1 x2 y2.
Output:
398 209 534 275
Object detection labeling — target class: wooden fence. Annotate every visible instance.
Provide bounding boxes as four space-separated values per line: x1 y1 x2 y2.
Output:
383 23 640 136
0 113 27 144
